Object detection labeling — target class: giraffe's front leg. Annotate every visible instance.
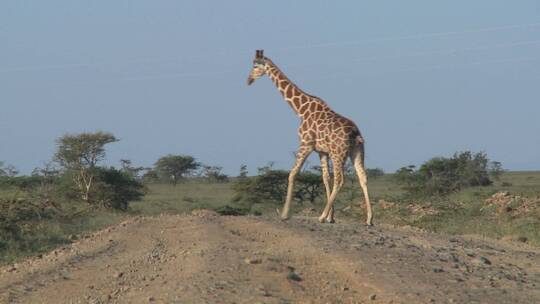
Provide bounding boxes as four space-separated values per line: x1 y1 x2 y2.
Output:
280 146 313 220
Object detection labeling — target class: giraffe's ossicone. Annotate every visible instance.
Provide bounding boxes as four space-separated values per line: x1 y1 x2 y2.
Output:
247 49 373 226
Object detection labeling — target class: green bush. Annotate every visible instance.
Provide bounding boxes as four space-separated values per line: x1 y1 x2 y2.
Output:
232 169 324 204
92 167 146 211
54 167 145 210
294 172 324 203
395 151 498 197
0 197 61 257
214 205 249 216
0 175 45 190
233 170 287 203
201 166 229 183
366 168 385 179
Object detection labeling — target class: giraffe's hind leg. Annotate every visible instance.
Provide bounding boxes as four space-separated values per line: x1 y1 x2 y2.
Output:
326 206 335 223
318 152 346 223
351 144 373 226
319 153 334 223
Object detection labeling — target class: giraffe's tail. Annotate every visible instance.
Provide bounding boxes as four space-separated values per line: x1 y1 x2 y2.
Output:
353 134 365 163
351 125 364 145
355 135 364 145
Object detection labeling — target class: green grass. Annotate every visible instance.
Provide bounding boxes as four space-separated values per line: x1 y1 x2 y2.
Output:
2 171 539 265
0 185 29 200
363 171 540 246
130 182 235 215
0 209 127 264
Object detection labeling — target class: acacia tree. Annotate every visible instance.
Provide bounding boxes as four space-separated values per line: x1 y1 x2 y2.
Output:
154 154 200 185
54 131 118 202
232 166 324 204
202 165 229 183
0 162 18 177
489 161 504 181
238 164 248 178
120 159 146 179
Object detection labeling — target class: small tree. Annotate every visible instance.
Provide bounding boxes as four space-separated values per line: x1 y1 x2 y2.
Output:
366 168 384 179
154 154 200 185
394 151 498 197
247 169 289 203
142 169 159 183
202 165 229 183
489 161 504 181
232 167 324 205
238 164 248 178
0 162 18 177
295 171 324 204
30 162 61 202
92 167 145 210
120 159 146 179
54 131 118 202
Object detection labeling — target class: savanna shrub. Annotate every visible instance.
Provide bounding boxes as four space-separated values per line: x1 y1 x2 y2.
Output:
214 205 249 216
233 170 288 203
55 167 145 210
232 169 324 204
395 151 499 197
366 168 385 179
294 171 324 203
0 175 44 190
91 167 146 210
0 197 59 252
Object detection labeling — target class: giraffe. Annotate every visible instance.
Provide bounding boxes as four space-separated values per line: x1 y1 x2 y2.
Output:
247 50 373 225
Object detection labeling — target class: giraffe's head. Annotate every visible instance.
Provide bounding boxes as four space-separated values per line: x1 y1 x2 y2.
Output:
247 49 267 86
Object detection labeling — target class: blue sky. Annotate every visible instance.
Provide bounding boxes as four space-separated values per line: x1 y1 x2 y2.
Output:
1 1 539 175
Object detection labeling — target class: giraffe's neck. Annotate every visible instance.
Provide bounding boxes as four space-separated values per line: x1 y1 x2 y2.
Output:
264 59 327 118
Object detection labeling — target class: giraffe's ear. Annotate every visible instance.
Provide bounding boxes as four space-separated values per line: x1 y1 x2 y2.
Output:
259 50 264 57
255 50 260 58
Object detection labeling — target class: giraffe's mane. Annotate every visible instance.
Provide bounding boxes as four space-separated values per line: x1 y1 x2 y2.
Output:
264 57 327 105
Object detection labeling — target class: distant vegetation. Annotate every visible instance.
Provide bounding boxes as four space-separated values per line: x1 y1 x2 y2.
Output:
2 133 540 264
0 131 235 263
394 151 503 197
154 154 201 185
0 131 146 263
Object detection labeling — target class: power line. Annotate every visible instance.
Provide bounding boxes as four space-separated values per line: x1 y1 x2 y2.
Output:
352 39 540 63
2 21 540 73
314 56 540 80
272 21 540 52
396 56 540 73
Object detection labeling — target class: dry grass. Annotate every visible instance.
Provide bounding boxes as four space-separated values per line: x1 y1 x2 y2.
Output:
2 171 539 264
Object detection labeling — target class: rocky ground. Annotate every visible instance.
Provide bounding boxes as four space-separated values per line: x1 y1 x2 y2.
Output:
1 211 539 304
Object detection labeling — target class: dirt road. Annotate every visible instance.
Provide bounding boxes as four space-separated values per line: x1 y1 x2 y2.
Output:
1 211 540 303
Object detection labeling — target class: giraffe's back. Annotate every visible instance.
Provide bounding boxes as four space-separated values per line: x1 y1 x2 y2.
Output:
299 110 363 155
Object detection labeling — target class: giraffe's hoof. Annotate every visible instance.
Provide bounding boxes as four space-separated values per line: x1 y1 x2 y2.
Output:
366 222 374 227
318 216 326 223
327 218 336 224
365 215 373 226
280 215 290 221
